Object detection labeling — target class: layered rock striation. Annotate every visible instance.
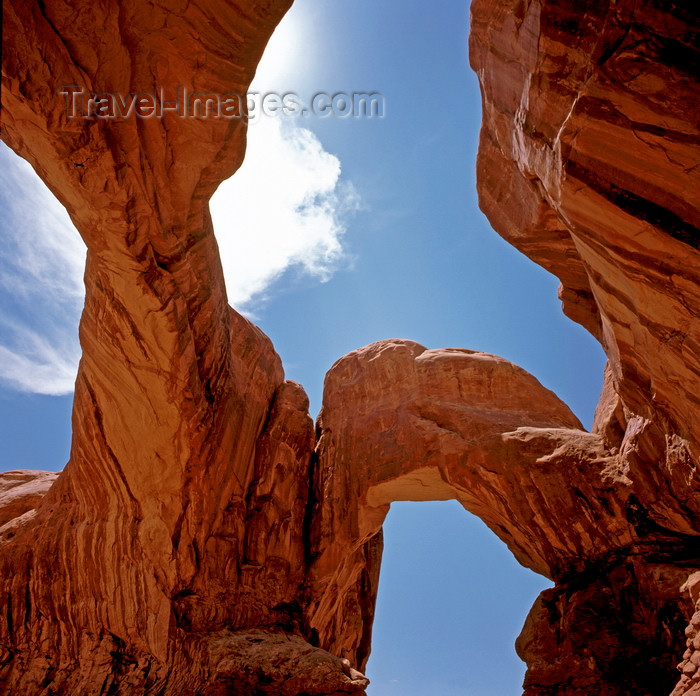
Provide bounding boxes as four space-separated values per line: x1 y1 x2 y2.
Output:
307 340 696 696
1 0 698 694
1 0 345 692
470 0 700 451
470 0 700 692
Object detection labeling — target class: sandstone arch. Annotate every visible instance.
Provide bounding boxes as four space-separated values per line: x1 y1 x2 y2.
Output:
1 0 698 693
305 340 693 695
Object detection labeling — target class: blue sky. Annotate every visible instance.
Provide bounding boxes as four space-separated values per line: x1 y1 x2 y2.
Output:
0 0 607 693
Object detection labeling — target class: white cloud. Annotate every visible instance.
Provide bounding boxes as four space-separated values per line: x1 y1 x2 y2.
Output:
0 144 86 395
210 0 358 313
211 117 358 312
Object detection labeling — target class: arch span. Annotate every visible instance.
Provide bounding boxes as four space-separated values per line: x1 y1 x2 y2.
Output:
306 340 692 695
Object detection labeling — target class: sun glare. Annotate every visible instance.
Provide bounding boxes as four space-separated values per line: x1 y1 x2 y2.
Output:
251 5 312 92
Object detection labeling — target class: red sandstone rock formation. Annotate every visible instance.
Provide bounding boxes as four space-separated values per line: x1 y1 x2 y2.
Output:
1 0 698 695
307 340 695 696
470 0 700 693
0 471 58 529
1 0 359 692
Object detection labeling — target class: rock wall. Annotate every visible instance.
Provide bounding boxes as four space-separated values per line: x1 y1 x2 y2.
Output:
469 0 700 693
470 0 700 447
1 0 362 693
0 0 698 694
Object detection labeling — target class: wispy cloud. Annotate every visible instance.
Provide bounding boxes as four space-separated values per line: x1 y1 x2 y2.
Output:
0 144 86 395
211 117 358 312
210 0 358 312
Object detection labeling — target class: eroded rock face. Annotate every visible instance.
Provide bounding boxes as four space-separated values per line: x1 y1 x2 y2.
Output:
673 573 700 695
1 0 353 692
470 0 700 693
307 340 696 695
1 0 698 694
470 0 700 453
0 471 58 530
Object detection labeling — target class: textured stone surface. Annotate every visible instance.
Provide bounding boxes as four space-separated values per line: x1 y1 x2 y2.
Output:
1 0 698 694
673 573 700 696
470 0 700 693
306 340 696 695
470 0 700 451
517 562 693 696
207 630 369 696
0 471 58 530
0 0 355 692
